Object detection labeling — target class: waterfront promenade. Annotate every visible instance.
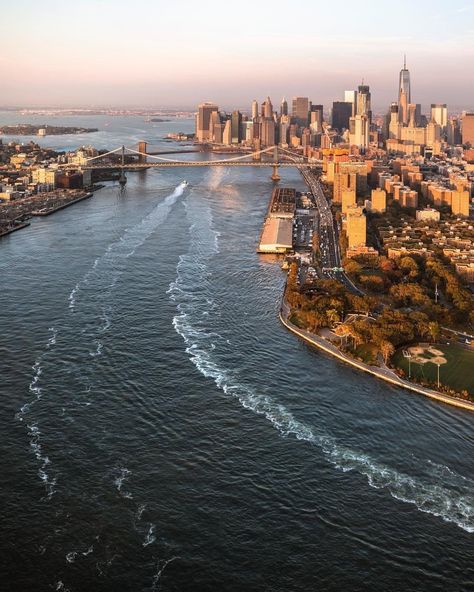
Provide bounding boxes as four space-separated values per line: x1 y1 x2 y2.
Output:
280 301 474 412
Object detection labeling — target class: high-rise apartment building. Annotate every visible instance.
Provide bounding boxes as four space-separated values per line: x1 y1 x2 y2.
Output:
346 206 366 248
196 102 219 142
341 189 356 214
333 171 357 204
371 188 386 213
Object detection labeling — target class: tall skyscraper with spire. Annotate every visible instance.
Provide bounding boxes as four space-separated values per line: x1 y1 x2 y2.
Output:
398 55 411 125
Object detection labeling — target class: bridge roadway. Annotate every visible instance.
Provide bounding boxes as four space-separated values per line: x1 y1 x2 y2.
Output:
65 161 307 170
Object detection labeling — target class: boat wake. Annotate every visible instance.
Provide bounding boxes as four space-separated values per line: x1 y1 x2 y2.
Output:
169 178 474 534
16 327 59 496
68 181 186 314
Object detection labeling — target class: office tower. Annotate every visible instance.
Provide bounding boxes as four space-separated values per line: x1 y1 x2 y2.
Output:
346 206 366 248
231 110 242 144
261 118 275 146
209 110 222 143
280 98 288 116
310 104 324 132
462 113 474 145
371 188 386 213
447 118 462 145
344 90 358 116
357 84 371 122
349 114 370 148
251 100 258 120
398 56 411 125
279 121 289 146
242 121 254 143
389 103 400 139
426 119 442 146
431 104 448 132
196 102 219 142
332 102 352 131
222 119 232 145
292 97 310 124
262 96 273 119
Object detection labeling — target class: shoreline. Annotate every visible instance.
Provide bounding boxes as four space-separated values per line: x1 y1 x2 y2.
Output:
0 221 31 238
279 303 474 412
31 192 93 216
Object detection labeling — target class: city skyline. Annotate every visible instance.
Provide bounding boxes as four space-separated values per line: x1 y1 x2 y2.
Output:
1 0 474 109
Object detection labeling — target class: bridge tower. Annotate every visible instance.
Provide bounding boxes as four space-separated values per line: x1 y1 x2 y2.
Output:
271 145 280 181
138 141 147 164
119 145 127 187
252 139 261 160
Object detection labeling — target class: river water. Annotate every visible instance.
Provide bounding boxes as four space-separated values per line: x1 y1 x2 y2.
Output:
0 114 473 591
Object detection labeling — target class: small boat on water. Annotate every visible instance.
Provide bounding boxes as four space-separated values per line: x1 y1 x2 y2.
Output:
182 180 188 186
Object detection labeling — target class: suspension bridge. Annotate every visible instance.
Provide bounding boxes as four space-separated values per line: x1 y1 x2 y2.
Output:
60 144 317 183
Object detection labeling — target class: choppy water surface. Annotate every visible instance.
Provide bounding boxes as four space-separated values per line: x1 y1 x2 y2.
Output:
0 116 473 591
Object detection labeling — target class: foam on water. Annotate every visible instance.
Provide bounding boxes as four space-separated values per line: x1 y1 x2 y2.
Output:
113 467 133 498
17 328 59 495
68 182 186 315
151 556 180 591
169 171 474 534
143 524 156 547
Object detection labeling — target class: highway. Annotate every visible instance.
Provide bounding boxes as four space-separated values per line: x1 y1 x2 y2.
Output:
299 166 363 295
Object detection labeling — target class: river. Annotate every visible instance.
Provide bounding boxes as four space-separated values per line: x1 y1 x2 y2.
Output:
0 113 472 591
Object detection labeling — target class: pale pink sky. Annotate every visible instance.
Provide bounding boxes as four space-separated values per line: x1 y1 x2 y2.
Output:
1 0 473 110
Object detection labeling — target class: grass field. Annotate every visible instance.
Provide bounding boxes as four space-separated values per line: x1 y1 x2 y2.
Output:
392 343 474 395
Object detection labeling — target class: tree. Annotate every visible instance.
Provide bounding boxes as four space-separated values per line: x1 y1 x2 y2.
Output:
380 340 395 365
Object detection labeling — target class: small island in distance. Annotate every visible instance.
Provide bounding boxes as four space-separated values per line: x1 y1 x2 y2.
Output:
0 124 99 136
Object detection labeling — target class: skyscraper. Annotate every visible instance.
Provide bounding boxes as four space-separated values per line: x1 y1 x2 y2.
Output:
292 97 310 124
332 102 352 131
344 90 357 116
310 104 323 132
280 97 288 116
398 56 411 125
196 102 219 142
231 110 242 144
357 84 371 122
431 104 448 132
462 113 474 145
263 96 273 119
251 100 258 120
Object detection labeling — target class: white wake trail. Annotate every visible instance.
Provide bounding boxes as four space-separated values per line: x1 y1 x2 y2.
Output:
168 177 474 534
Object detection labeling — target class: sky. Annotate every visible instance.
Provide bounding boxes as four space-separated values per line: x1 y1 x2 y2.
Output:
1 0 473 111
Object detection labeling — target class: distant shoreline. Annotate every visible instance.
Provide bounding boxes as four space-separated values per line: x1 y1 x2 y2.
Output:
0 124 98 136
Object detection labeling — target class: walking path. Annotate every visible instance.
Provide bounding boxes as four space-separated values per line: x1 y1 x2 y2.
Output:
280 301 474 412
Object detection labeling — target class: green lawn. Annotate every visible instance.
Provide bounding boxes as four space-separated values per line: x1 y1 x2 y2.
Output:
392 344 474 395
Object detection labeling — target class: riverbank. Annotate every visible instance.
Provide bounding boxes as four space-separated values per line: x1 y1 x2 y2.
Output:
280 301 474 412
0 221 30 239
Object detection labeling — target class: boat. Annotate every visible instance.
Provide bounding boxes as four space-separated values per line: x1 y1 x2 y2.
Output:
182 180 188 186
